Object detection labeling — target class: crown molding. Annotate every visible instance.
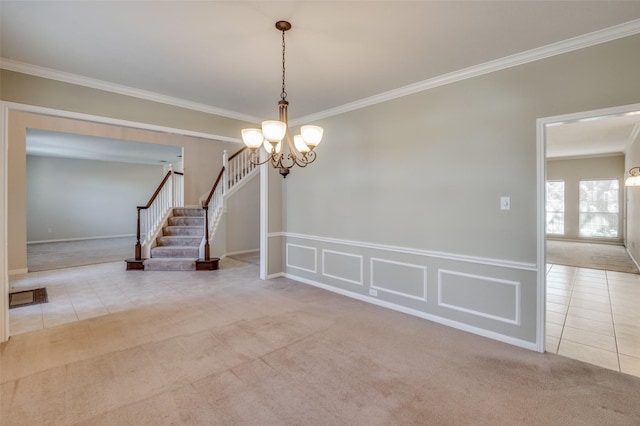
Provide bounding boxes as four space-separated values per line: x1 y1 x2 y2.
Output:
2 18 639 128
292 19 640 125
0 58 262 124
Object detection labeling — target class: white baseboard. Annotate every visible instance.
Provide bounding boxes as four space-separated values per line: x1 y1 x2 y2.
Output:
27 233 136 245
9 268 28 277
227 248 259 256
626 247 640 273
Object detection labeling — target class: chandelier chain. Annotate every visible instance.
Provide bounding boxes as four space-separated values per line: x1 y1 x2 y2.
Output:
281 27 287 101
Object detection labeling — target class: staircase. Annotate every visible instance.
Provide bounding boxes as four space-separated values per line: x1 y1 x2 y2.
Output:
126 147 257 271
143 208 204 271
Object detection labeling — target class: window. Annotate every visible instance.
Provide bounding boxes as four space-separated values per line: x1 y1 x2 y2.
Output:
546 181 565 235
579 179 619 238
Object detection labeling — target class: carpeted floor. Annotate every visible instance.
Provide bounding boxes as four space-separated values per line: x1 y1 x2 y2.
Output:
546 240 639 274
3 259 640 424
27 236 135 272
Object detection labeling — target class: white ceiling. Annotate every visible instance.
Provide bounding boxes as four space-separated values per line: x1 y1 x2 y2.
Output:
2 1 640 160
546 113 640 159
26 129 183 165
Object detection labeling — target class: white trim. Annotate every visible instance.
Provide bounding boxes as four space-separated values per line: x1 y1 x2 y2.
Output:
259 164 267 280
280 232 536 272
227 248 259 257
0 58 261 124
0 101 243 144
625 247 640 274
267 272 285 279
437 269 521 326
537 115 548 353
0 101 8 342
285 272 537 351
285 243 317 273
370 257 427 302
27 233 135 245
321 249 364 286
292 20 640 125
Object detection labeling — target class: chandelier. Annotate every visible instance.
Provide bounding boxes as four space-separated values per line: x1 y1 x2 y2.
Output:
241 21 324 178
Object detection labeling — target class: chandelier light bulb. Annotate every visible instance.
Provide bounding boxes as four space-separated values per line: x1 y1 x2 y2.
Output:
300 125 323 147
263 139 282 154
241 128 265 149
262 120 287 143
294 134 310 154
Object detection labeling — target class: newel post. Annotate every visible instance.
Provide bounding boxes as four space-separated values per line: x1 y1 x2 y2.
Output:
203 205 210 261
135 207 142 260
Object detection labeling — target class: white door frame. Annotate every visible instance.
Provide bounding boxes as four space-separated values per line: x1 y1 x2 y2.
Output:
535 102 640 353
0 101 243 342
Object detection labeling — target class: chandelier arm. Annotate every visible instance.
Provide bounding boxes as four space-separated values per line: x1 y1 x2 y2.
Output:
247 149 272 166
290 150 317 167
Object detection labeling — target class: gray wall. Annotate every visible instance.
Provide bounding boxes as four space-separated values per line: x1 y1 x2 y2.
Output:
547 155 625 243
275 33 640 348
225 173 260 254
26 155 163 242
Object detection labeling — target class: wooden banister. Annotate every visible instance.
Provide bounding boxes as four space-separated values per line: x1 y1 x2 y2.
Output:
135 170 184 261
202 168 224 261
227 146 247 162
201 146 252 262
204 168 225 208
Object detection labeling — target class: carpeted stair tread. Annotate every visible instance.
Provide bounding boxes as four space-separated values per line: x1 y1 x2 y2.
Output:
157 236 202 246
163 226 204 236
172 208 205 217
168 216 204 226
151 246 199 258
144 258 197 271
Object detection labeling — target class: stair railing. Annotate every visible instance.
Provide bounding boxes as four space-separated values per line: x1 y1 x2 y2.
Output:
201 146 257 260
226 147 257 191
135 169 184 260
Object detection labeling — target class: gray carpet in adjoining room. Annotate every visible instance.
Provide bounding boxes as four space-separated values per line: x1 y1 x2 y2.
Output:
27 236 135 272
546 240 639 274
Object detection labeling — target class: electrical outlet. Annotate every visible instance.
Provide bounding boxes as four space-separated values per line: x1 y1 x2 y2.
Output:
369 289 378 297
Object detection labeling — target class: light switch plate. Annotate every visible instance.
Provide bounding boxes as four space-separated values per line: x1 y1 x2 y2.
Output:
500 196 511 210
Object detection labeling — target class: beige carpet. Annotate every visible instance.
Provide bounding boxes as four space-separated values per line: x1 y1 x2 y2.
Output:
546 240 639 274
2 259 640 424
27 236 135 272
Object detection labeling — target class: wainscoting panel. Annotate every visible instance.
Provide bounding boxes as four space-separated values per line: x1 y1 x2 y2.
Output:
371 258 427 301
286 243 317 273
279 233 537 349
322 250 363 286
438 269 520 325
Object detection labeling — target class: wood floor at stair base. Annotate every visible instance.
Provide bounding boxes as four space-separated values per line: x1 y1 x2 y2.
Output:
196 258 220 271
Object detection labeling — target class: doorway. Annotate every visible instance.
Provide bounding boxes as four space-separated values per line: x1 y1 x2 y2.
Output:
0 102 236 342
538 103 640 376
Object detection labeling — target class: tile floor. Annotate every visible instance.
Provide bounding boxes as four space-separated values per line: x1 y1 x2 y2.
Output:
8 261 640 378
546 264 640 377
8 257 259 335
